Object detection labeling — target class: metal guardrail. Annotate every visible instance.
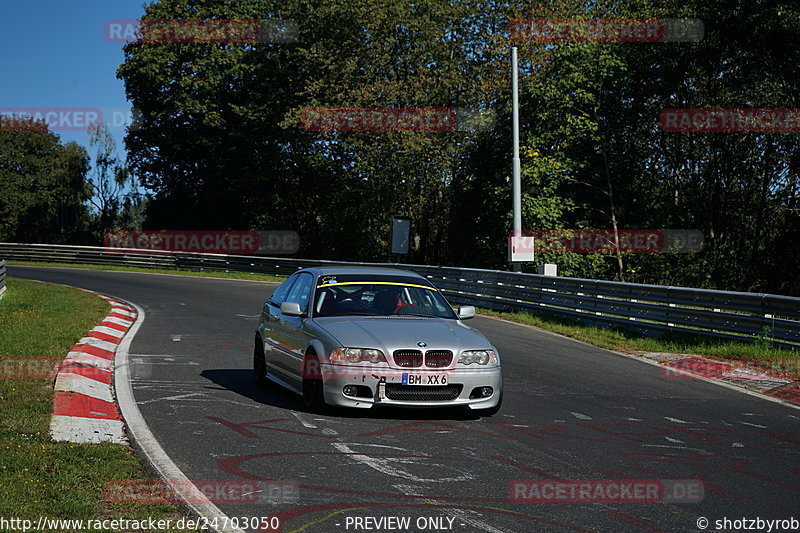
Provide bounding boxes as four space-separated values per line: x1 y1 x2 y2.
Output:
1 242 798 349
0 259 6 300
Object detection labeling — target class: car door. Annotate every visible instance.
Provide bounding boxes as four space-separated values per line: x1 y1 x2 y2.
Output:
262 274 298 376
273 272 314 386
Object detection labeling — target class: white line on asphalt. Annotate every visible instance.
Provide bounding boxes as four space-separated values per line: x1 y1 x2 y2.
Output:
664 416 689 424
641 444 706 451
291 411 317 429
332 442 474 483
113 299 245 533
739 421 768 429
137 392 206 405
570 412 592 420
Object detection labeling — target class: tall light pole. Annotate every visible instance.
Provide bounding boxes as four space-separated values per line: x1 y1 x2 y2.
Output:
511 46 522 272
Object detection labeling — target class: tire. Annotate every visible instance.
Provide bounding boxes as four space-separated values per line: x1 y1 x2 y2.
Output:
253 335 269 385
301 348 327 413
472 391 503 417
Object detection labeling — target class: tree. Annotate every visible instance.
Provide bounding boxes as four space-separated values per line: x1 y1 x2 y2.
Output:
86 123 141 238
0 115 91 243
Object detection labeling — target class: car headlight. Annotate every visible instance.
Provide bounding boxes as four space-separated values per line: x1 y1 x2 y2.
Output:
329 348 387 365
458 349 498 366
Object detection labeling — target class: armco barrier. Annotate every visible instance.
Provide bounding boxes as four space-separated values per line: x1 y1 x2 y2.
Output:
1 243 798 349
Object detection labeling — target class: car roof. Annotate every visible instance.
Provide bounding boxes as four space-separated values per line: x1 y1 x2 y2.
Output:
300 266 426 279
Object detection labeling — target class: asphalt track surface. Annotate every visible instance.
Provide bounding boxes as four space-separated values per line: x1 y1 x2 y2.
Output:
11 265 800 533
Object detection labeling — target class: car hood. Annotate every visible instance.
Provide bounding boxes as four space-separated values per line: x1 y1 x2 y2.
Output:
313 316 493 358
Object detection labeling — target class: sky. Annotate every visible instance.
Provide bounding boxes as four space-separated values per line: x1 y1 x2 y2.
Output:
0 0 149 154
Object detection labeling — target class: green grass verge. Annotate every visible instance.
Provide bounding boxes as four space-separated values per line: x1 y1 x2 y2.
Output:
477 307 800 371
6 260 285 282
0 278 193 530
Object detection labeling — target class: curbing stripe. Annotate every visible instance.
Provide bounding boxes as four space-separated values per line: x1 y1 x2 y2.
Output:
70 343 115 360
62 353 113 372
107 311 135 321
50 415 125 443
98 320 129 332
58 361 112 383
104 316 134 327
90 330 123 344
55 373 114 402
53 392 120 420
50 290 136 444
92 325 126 338
76 336 119 353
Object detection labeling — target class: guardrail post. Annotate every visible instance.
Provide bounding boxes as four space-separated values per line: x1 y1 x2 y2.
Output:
0 259 6 300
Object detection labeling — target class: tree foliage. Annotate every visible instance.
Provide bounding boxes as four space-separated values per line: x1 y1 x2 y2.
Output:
0 117 91 243
114 0 800 294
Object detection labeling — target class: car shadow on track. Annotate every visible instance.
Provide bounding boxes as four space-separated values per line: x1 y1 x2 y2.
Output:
200 368 482 421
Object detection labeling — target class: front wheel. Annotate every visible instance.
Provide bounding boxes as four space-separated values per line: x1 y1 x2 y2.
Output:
301 349 327 413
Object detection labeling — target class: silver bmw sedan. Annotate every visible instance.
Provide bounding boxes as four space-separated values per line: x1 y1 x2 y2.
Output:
254 267 502 415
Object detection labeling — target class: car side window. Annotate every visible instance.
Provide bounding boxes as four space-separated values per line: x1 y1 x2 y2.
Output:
284 273 313 312
269 274 298 306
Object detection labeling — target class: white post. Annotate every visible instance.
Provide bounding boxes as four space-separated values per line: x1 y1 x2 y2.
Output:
511 46 522 272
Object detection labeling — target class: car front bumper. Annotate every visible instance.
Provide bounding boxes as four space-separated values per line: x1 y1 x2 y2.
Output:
319 364 502 409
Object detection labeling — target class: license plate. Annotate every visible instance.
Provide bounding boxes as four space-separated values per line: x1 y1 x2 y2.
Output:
402 373 447 385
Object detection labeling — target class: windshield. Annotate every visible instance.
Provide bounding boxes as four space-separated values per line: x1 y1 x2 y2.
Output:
313 275 457 319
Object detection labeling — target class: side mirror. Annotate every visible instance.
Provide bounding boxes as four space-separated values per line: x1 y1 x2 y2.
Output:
280 301 304 317
458 305 476 320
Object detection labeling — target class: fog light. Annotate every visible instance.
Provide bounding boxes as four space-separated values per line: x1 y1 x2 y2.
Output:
479 386 493 397
343 385 358 396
